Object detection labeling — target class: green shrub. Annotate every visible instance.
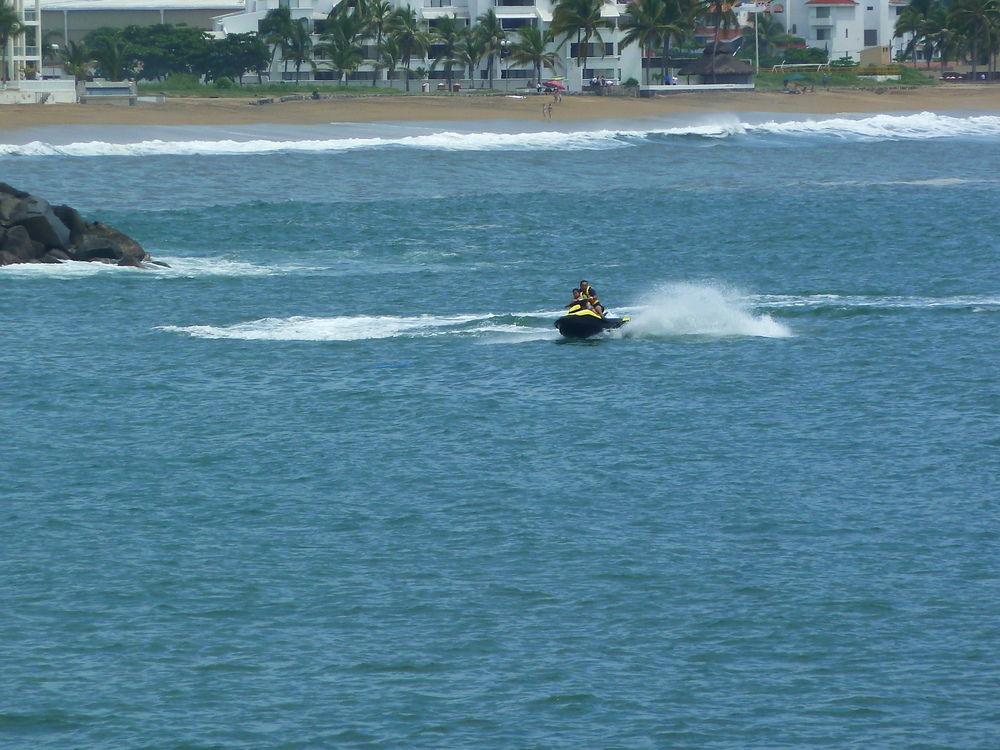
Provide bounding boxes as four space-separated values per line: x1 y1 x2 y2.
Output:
214 76 236 89
831 55 858 67
623 77 639 87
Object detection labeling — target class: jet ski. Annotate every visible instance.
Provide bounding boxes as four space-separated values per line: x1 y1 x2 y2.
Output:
554 307 629 339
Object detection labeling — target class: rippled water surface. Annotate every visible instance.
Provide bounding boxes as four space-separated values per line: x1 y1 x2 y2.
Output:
2 114 998 748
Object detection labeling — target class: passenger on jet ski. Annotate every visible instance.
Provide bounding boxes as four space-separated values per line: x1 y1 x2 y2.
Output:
566 288 584 309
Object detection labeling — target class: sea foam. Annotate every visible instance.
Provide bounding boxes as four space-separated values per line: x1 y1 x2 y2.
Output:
4 112 999 158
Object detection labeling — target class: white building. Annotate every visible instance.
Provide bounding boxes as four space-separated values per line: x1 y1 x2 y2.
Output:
214 0 644 90
3 0 42 82
770 0 912 63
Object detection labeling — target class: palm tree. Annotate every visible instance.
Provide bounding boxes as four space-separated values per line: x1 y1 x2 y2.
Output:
430 15 465 92
284 18 314 82
951 0 1000 80
457 27 486 88
366 0 393 85
380 35 400 87
387 6 430 92
477 9 506 89
620 0 685 85
895 5 927 65
60 40 91 83
316 12 365 85
260 6 294 77
0 0 25 83
508 26 559 85
742 12 785 60
552 0 611 82
91 36 130 81
702 0 738 83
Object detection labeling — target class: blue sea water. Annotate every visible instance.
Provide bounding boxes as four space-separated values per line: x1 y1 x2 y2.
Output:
1 112 999 748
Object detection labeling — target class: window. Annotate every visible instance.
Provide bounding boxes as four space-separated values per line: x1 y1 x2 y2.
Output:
501 69 534 78
815 7 830 18
845 27 849 37
791 24 797 34
815 28 829 40
500 17 535 29
866 5 873 9
570 42 607 58
864 29 877 45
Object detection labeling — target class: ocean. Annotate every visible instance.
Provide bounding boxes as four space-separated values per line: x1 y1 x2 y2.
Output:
1 111 998 748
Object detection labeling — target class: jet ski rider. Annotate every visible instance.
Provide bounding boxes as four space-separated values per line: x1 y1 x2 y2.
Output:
567 281 605 318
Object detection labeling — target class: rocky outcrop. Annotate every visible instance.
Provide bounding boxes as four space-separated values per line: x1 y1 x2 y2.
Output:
0 182 164 268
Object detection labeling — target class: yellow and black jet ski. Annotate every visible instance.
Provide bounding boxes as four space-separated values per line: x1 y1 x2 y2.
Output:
554 306 630 339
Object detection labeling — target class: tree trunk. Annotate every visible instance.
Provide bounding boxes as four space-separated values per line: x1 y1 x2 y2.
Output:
488 55 494 89
404 58 411 92
971 37 977 81
662 35 670 85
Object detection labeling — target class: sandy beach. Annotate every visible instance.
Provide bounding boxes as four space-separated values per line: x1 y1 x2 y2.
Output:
2 85 999 131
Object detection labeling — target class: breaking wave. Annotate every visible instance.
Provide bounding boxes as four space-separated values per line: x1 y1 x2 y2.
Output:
4 113 1000 158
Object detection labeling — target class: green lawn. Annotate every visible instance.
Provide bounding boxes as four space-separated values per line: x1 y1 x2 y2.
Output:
752 67 938 91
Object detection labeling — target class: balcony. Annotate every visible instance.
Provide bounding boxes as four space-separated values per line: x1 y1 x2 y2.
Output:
496 0 535 6
424 0 468 6
810 11 833 25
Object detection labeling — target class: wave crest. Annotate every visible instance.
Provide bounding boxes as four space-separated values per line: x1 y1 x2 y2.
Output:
4 113 999 158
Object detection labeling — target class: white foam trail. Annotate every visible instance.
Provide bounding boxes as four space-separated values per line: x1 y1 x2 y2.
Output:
750 293 1000 309
627 283 792 338
0 257 312 279
4 113 998 158
154 257 312 277
158 314 488 341
0 259 143 278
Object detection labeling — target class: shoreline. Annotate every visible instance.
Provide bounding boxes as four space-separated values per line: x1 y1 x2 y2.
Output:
2 86 999 132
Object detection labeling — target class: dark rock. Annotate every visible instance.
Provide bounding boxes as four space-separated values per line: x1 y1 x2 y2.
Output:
147 259 171 268
72 242 120 262
74 222 147 264
0 183 154 268
0 182 29 199
52 205 86 246
1 225 38 261
11 196 71 249
0 193 20 224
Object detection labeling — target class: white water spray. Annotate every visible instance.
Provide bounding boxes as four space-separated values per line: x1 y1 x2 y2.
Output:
625 283 792 339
